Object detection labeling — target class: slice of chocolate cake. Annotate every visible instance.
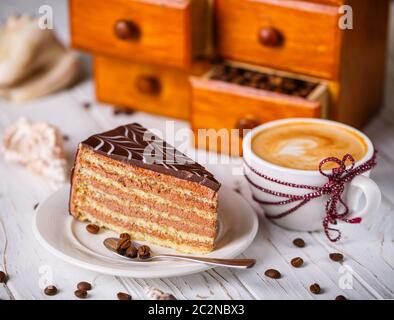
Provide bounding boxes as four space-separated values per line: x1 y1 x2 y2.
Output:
69 123 220 253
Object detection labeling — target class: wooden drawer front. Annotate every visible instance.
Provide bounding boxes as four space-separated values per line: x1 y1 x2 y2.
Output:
215 0 341 80
71 0 206 69
95 56 191 120
191 70 326 156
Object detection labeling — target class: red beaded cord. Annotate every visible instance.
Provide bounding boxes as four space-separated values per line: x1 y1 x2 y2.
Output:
244 152 377 242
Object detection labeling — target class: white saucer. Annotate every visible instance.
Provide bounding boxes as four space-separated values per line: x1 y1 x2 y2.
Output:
33 185 258 278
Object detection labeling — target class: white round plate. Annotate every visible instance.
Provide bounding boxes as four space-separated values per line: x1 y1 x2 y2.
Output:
33 185 258 278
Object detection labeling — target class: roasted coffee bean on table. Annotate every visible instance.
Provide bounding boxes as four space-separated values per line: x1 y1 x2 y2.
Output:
293 238 306 248
44 285 58 296
138 245 151 259
86 224 100 234
329 253 344 262
77 281 92 291
117 292 132 300
309 283 321 294
290 257 304 268
82 102 91 110
33 203 39 210
210 64 317 98
0 271 8 283
74 289 88 299
264 269 281 279
335 295 347 300
113 107 135 116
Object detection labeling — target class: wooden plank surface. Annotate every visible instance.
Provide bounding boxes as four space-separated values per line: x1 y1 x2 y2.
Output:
1 0 394 300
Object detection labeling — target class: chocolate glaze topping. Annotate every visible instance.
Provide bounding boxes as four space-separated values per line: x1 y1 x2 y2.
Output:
81 123 220 191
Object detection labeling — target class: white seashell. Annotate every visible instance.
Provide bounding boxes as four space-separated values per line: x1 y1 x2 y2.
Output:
145 287 177 300
2 118 68 185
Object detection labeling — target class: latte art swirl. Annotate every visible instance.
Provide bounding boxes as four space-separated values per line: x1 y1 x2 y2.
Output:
252 122 368 171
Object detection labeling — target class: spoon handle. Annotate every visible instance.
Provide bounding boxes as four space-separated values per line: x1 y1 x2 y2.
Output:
154 254 256 269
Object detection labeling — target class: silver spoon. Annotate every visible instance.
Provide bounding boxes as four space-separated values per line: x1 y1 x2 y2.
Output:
103 238 255 269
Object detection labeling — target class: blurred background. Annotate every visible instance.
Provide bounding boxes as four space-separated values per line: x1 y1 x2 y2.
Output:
1 0 393 119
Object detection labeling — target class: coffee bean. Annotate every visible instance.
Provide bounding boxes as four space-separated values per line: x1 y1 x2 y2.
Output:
329 253 344 262
33 203 39 210
117 238 131 254
268 75 282 88
86 224 100 234
213 64 227 78
243 71 255 80
74 289 88 299
293 238 305 248
77 281 92 291
251 73 268 83
63 135 70 141
125 245 138 258
264 269 281 279
309 283 321 294
291 257 304 268
82 102 91 110
248 80 260 88
230 76 246 85
44 285 58 296
113 106 135 116
257 82 270 90
335 295 347 300
0 271 8 283
119 233 131 240
138 245 151 259
228 67 241 77
117 292 132 300
212 74 231 82
281 78 298 93
297 88 311 98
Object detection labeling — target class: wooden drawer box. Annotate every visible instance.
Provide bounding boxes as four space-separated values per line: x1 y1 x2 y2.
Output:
70 0 210 70
95 56 196 120
214 0 341 80
191 62 328 156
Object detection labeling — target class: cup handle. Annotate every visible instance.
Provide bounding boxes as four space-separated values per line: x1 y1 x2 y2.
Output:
347 175 381 218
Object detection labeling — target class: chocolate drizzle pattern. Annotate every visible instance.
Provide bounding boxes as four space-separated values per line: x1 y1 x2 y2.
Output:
81 123 220 191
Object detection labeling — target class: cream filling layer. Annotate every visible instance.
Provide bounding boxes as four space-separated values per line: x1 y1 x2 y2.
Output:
81 153 216 206
78 168 216 219
79 211 213 253
75 198 214 244
75 185 215 232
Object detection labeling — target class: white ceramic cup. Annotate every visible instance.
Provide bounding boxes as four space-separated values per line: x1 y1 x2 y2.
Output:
242 118 381 232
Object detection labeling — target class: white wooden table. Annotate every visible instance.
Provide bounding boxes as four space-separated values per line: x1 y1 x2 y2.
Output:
0 0 394 300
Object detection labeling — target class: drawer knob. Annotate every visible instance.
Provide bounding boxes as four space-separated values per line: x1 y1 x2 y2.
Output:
114 20 140 40
136 76 161 95
258 27 283 47
235 118 260 138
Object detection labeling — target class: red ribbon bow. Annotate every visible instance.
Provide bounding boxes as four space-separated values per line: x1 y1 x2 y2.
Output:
244 152 377 242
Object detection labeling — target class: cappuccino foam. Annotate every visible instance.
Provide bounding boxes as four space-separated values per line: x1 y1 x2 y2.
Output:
252 122 368 171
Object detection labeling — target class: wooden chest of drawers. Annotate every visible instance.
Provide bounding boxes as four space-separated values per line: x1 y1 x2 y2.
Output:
70 0 390 156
